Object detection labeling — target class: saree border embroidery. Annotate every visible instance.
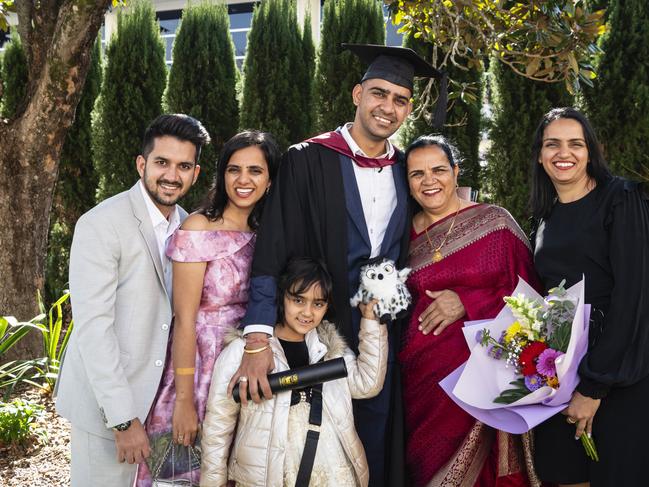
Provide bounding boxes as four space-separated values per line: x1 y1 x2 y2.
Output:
426 422 494 487
409 205 530 274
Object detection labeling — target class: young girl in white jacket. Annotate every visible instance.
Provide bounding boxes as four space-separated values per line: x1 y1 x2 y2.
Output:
200 257 387 487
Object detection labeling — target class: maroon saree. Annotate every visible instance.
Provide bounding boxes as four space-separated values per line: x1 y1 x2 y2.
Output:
400 204 542 487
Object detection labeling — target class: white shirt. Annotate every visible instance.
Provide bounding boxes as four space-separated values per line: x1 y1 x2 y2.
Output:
341 123 397 258
139 181 181 298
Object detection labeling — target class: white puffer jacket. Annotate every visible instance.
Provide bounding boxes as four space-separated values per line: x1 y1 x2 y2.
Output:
200 318 387 487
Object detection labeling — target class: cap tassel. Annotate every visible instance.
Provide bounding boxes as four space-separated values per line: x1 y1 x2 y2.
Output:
432 71 448 129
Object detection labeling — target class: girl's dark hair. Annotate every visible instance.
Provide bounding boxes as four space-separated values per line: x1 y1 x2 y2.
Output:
530 107 612 219
197 130 280 230
404 134 463 169
277 257 334 325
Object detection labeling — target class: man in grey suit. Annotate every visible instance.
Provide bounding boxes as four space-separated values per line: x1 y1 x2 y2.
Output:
56 114 210 486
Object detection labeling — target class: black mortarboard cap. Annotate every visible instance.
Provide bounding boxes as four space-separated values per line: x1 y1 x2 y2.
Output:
342 43 441 92
342 43 448 127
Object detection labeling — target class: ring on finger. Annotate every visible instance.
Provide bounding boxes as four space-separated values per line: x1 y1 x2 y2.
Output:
566 417 577 424
239 376 248 383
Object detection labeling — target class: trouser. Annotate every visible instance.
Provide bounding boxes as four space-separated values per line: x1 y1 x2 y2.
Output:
354 359 394 487
70 424 138 487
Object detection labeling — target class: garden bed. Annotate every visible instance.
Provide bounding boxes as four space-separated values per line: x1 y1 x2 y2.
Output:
0 385 70 487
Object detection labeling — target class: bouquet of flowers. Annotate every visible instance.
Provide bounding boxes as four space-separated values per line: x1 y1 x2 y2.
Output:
439 277 598 460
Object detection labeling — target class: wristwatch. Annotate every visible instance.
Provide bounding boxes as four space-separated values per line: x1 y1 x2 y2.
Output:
111 419 133 432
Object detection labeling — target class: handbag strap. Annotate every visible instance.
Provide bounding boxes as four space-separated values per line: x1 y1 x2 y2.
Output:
294 382 323 487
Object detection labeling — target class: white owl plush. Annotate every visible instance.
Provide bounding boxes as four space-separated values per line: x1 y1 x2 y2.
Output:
350 259 412 323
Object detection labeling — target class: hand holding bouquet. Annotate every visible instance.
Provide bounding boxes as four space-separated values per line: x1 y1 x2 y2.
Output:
440 277 598 461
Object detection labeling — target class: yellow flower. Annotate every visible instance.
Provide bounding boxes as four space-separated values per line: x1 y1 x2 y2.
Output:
546 376 559 388
505 322 521 342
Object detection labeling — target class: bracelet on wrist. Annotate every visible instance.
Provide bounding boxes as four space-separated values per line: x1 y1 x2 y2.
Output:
243 344 270 354
175 367 195 376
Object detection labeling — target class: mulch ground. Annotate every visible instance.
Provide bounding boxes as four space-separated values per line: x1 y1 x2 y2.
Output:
0 385 71 487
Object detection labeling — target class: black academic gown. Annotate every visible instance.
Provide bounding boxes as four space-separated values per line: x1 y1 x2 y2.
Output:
243 141 410 487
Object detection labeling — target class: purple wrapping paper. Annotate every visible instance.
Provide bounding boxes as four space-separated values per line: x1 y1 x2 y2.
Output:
439 277 590 434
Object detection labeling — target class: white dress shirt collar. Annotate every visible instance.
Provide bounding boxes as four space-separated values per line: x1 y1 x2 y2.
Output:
340 122 395 159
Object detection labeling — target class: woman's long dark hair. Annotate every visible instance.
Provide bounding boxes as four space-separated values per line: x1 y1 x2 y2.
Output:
197 130 280 230
530 107 612 219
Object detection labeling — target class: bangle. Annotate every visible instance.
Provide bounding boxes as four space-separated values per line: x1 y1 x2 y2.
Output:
175 367 195 376
243 345 270 354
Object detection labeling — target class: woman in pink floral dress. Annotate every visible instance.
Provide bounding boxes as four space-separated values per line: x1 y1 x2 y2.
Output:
136 131 280 486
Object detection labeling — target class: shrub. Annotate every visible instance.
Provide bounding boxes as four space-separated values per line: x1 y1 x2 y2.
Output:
0 399 46 447
584 0 649 177
0 30 28 118
240 0 315 149
315 0 385 132
164 1 239 210
0 292 73 397
93 0 166 201
484 60 572 232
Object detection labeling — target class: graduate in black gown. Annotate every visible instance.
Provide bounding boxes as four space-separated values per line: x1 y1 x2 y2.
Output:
226 45 444 487
530 107 649 487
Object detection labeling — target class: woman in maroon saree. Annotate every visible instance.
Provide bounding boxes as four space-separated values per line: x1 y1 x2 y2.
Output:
399 135 541 487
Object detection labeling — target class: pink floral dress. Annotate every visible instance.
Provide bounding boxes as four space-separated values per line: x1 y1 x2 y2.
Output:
136 229 255 486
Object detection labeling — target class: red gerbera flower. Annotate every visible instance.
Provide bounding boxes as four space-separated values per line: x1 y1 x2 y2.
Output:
519 341 548 376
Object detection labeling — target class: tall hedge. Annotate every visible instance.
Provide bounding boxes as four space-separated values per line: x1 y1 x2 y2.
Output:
164 2 239 211
0 31 28 118
93 0 166 201
398 35 483 190
240 0 314 149
315 0 385 132
46 40 103 301
299 11 316 139
584 0 649 177
485 60 572 231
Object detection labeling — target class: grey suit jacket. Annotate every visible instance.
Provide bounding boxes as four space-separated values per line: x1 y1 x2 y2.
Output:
55 182 187 438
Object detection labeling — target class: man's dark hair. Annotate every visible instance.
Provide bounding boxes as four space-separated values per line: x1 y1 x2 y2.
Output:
277 257 334 325
141 114 211 164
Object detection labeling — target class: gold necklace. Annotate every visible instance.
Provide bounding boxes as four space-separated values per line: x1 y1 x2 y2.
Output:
424 200 462 263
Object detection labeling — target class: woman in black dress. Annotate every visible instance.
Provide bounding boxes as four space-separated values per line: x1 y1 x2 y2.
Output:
530 107 649 487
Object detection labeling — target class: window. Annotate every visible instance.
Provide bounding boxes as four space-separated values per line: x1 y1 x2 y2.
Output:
229 2 256 69
157 10 182 67
383 5 403 47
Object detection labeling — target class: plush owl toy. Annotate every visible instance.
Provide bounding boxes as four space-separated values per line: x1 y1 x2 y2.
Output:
350 258 412 323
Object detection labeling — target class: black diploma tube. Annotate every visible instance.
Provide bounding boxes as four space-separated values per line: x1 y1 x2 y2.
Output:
233 357 348 403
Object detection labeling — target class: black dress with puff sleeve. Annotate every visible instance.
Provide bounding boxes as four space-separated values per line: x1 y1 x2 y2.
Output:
533 177 649 486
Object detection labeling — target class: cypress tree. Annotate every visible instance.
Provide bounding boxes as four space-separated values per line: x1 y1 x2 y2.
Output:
93 0 166 201
0 31 28 118
240 0 313 150
299 11 316 138
315 0 385 132
45 40 103 300
398 35 483 190
164 1 239 211
584 0 649 177
485 61 572 231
